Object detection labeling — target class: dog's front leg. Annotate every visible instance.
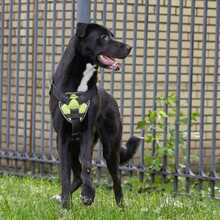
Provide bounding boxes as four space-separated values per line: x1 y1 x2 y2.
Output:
79 128 95 206
58 134 72 209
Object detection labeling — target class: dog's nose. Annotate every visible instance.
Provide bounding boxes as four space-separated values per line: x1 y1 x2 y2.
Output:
126 44 132 52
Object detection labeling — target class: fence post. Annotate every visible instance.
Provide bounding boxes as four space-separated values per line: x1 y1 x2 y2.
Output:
77 0 90 23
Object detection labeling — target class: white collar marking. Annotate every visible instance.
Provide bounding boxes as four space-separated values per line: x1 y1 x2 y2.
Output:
77 63 96 92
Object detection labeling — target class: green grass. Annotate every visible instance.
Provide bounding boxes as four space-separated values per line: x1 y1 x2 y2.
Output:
0 175 220 220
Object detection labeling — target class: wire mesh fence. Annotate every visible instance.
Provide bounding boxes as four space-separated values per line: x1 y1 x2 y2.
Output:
0 0 220 198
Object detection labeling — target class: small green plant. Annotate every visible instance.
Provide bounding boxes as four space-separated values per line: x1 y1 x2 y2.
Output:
137 93 199 176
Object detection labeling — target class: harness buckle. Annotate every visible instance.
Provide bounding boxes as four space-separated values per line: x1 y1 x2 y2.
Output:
71 130 81 141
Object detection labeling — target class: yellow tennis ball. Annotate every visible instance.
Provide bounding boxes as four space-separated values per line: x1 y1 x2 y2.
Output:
61 104 71 115
79 103 88 114
68 99 80 110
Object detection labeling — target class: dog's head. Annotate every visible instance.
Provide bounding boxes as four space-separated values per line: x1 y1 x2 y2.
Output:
75 23 132 71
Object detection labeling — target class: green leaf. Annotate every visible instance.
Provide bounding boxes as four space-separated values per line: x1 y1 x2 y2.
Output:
180 116 188 124
137 120 147 129
167 94 176 105
159 110 168 118
145 135 154 143
148 111 157 123
157 147 164 157
191 111 200 121
167 148 174 156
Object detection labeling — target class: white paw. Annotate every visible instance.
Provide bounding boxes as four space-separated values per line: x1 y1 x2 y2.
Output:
51 194 62 202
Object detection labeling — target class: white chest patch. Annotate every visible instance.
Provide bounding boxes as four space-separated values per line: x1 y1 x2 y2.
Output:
77 63 96 92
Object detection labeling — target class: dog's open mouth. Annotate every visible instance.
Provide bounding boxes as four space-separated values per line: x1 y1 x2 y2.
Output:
97 55 120 71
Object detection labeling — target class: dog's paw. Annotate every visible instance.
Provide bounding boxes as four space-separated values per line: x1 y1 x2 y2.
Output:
117 200 126 209
80 186 95 206
80 195 94 206
51 194 62 203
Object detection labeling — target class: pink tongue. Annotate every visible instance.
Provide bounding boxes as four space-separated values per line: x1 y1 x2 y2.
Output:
100 55 115 65
99 55 120 70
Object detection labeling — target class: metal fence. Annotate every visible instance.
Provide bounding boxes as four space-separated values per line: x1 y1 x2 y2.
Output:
0 0 220 198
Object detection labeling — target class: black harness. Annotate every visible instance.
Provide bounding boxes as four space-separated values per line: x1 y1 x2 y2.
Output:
51 83 96 141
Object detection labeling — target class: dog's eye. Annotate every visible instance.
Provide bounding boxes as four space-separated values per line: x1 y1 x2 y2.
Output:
100 34 110 41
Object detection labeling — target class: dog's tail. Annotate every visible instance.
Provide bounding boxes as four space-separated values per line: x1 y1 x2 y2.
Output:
120 136 140 165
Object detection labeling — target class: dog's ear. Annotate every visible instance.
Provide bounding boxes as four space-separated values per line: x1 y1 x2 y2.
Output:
76 23 89 38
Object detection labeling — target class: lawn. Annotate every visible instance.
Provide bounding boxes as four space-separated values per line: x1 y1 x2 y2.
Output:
0 175 220 220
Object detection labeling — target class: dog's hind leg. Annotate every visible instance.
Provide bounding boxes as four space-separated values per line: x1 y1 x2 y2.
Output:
97 115 124 206
103 142 124 207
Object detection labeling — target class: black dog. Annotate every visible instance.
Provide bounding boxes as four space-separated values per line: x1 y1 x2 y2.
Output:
49 23 140 208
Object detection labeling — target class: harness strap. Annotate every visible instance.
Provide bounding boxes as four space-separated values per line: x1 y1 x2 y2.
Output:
51 83 69 104
71 115 81 141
